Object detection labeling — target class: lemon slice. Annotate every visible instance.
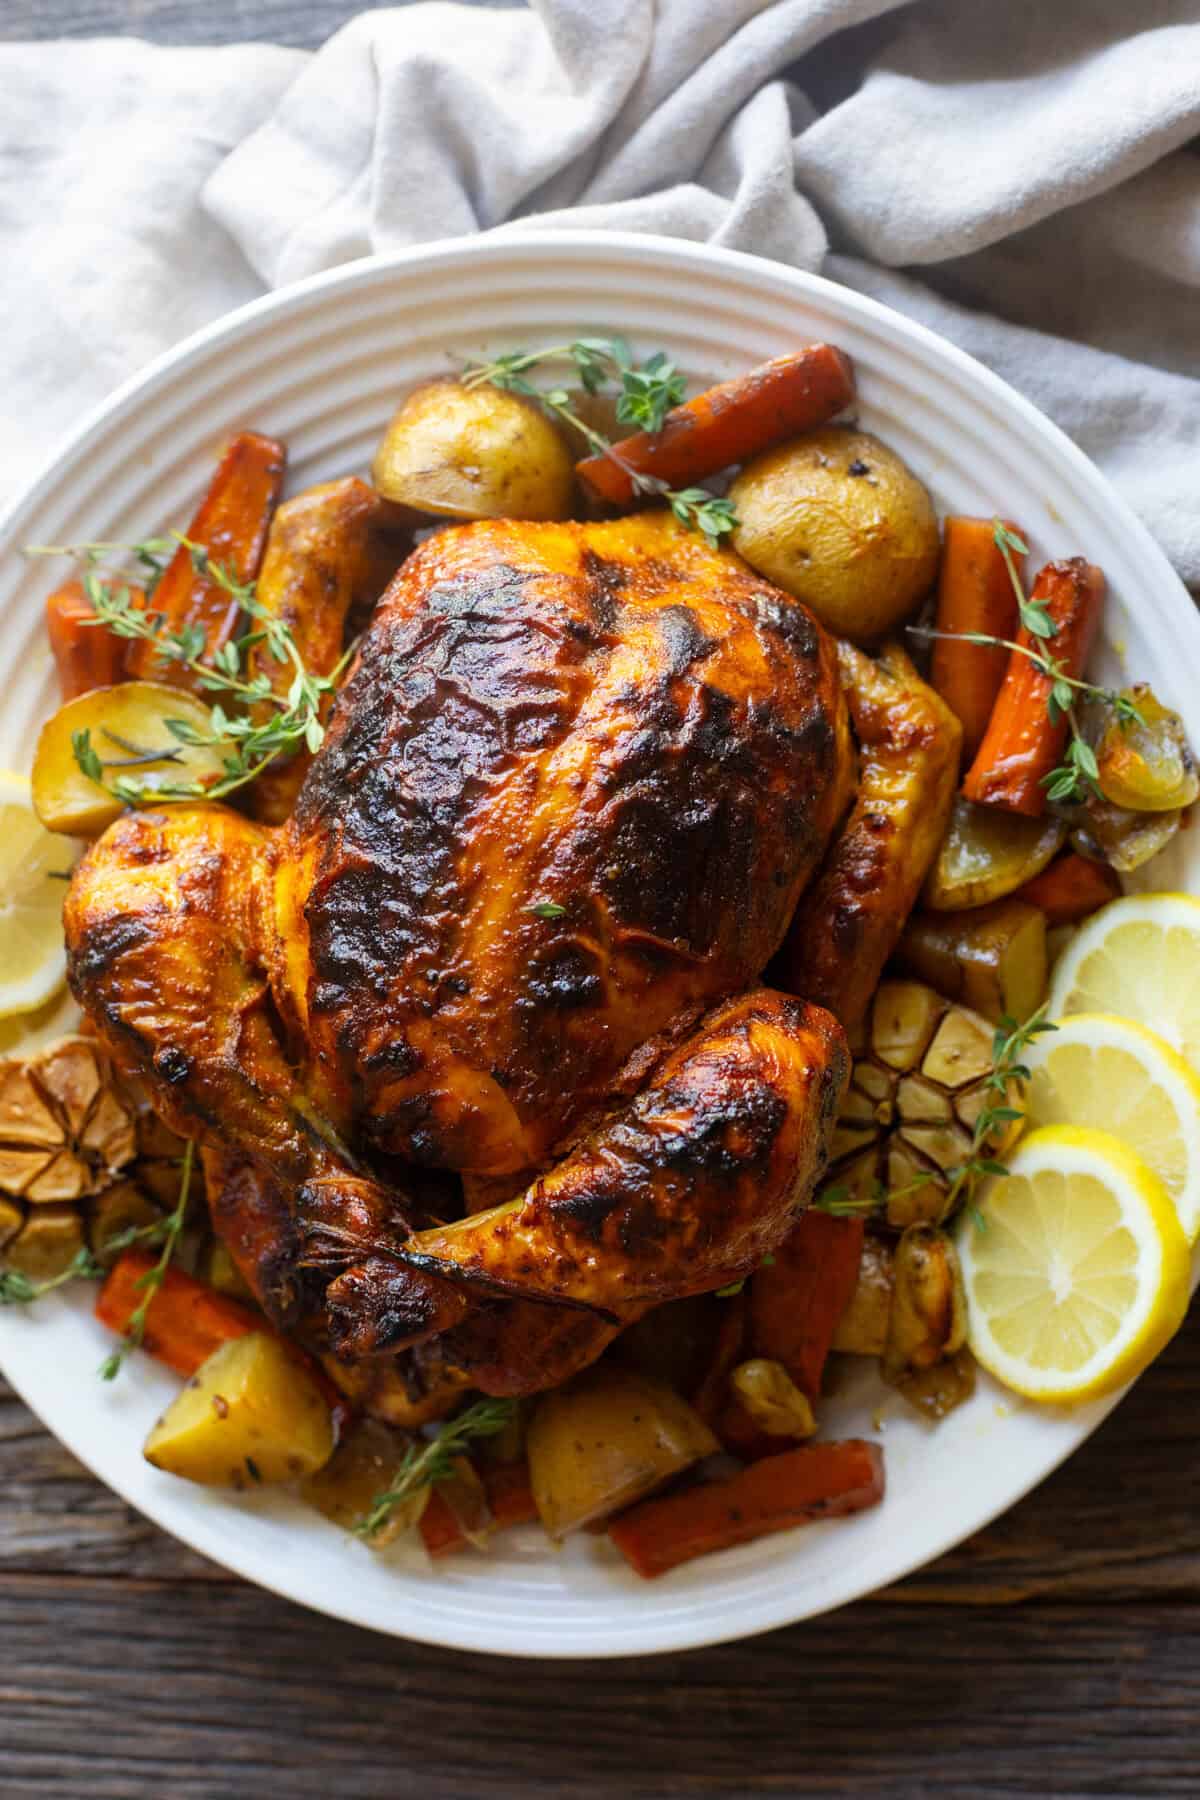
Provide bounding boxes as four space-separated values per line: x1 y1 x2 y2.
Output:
1049 893 1200 1072
958 1125 1190 1403
1020 1014 1200 1245
0 769 75 1019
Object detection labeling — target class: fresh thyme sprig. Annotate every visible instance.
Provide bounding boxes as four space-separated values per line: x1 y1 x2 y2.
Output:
911 521 1144 807
462 338 738 546
355 1397 518 1540
98 1140 195 1381
32 534 352 808
0 1246 105 1307
813 1006 1057 1231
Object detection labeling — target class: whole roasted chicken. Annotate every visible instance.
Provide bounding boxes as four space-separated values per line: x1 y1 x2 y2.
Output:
65 511 862 1397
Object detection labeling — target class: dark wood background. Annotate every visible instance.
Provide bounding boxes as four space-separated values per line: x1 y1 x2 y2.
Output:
4 4 1198 1795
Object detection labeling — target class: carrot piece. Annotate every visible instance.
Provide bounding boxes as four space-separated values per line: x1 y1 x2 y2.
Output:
961 558 1105 817
126 431 286 688
1012 851 1122 925
575 346 854 507
691 1289 748 1425
95 1252 260 1378
749 1212 865 1402
608 1438 885 1578
95 1250 351 1435
45 578 134 700
930 517 1023 763
419 1461 538 1558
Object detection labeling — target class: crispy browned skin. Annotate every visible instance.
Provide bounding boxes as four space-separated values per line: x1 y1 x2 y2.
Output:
779 641 960 1040
277 512 850 1176
330 990 848 1356
64 513 853 1393
248 478 408 825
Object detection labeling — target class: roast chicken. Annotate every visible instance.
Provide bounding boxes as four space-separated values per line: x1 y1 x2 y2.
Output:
64 511 858 1397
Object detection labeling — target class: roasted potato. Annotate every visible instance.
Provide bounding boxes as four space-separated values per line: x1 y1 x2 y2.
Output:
301 1417 420 1542
32 681 226 837
527 1366 717 1538
1095 686 1198 813
1070 801 1182 873
729 426 940 642
143 1330 334 1488
924 795 1065 912
372 377 574 522
197 1236 256 1302
897 899 1047 1024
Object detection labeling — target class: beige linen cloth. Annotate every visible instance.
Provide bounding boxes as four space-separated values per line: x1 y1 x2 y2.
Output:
4 1 1200 581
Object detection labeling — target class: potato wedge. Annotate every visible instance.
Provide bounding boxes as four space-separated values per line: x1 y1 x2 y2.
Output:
32 682 226 837
924 795 1065 912
372 377 574 522
301 1416 418 1541
897 899 1047 1024
729 426 939 642
143 1330 334 1488
527 1366 717 1538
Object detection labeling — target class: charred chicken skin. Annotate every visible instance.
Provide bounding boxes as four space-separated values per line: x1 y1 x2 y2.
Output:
64 511 854 1395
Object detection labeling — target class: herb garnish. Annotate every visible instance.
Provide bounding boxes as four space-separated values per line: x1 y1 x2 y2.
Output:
28 536 353 810
911 521 1144 806
355 1397 518 1540
0 1246 105 1306
462 338 738 546
99 1140 195 1381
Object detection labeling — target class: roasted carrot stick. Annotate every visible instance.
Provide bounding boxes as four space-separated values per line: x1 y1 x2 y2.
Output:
962 559 1105 817
419 1461 539 1557
749 1211 866 1401
96 1250 351 1434
96 1252 260 1377
45 578 133 700
1012 851 1122 925
127 431 286 689
608 1438 885 1578
575 346 854 507
930 517 1023 763
691 1289 748 1425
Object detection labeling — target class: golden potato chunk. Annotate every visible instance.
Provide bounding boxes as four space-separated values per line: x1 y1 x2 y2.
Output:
143 1331 334 1488
372 377 574 522
527 1366 717 1538
729 426 939 642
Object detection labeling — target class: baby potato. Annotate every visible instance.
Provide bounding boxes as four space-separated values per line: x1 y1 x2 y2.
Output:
729 426 940 642
527 1365 717 1538
924 795 1065 911
371 377 574 522
32 681 226 837
143 1330 334 1489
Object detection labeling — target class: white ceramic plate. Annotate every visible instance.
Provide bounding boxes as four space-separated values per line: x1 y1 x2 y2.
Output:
1 232 1197 1659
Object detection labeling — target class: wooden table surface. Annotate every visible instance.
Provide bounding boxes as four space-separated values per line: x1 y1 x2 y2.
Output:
4 4 1199 1795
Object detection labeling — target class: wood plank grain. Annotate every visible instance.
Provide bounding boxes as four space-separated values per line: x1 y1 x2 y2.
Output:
2 1314 1197 1598
0 1576 1196 1798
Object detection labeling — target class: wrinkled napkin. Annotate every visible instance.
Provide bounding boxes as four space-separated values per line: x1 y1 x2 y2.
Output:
4 1 1200 582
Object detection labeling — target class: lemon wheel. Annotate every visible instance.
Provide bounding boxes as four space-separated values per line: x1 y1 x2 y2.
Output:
1021 1012 1200 1244
958 1125 1190 1404
0 770 74 1019
1049 892 1200 1073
